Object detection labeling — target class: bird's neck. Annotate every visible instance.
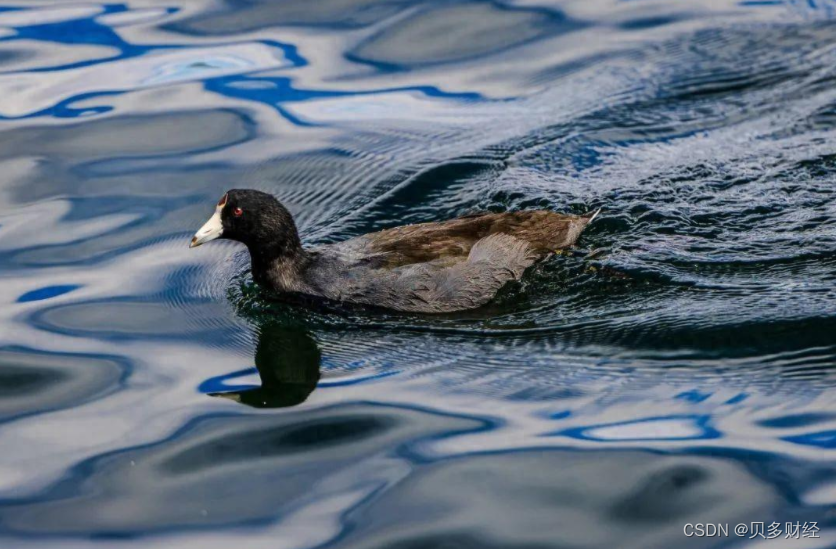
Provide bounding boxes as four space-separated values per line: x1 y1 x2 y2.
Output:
248 240 312 293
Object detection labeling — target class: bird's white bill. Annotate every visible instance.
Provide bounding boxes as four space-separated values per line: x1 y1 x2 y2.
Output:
190 207 223 248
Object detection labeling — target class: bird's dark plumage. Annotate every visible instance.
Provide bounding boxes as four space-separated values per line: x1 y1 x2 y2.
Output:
191 189 598 313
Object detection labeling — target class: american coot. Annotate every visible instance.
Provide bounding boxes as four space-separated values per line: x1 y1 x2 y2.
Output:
191 189 599 313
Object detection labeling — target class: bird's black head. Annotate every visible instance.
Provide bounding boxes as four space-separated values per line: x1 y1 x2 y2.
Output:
190 189 303 261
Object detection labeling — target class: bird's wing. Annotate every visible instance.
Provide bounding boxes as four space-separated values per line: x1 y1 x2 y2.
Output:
337 234 537 313
327 210 593 270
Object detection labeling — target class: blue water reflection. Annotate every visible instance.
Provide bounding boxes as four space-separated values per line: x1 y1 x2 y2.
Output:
1 0 836 547
16 284 80 302
553 415 721 442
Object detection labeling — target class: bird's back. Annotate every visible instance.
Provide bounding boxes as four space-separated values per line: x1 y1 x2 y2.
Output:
302 210 597 313
327 209 596 269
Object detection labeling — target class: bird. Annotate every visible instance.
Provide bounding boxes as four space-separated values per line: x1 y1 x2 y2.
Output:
190 189 599 313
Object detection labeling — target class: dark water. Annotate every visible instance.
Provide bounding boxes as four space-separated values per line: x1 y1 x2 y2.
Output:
1 0 836 547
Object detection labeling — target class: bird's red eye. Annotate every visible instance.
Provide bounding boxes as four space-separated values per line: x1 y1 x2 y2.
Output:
233 207 243 217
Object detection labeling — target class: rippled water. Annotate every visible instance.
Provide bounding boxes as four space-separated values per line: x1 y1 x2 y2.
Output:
1 0 836 547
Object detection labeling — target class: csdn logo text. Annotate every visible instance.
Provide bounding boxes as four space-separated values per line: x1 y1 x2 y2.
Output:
684 523 730 537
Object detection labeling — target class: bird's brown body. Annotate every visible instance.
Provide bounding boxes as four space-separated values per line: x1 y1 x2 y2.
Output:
339 210 592 268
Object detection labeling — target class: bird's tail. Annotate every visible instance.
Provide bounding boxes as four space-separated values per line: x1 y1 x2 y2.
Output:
584 208 602 223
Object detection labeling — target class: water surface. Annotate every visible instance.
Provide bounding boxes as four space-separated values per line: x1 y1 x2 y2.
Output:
1 1 836 547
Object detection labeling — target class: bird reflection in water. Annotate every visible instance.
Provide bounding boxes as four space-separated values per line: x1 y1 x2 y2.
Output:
210 322 320 408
